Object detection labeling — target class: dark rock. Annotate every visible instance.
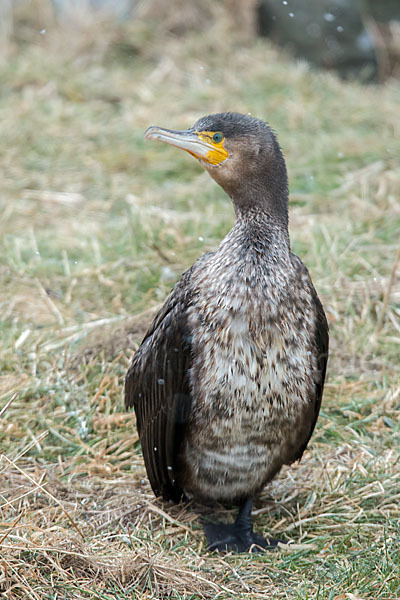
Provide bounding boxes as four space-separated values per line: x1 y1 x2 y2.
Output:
257 0 378 80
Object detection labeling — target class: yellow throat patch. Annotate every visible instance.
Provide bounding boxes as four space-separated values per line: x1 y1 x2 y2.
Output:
195 131 229 165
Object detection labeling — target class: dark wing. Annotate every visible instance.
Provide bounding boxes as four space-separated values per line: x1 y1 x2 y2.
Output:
304 290 329 443
125 268 195 502
290 255 329 460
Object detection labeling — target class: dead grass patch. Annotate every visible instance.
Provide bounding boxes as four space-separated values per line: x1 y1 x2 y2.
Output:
1 6 399 599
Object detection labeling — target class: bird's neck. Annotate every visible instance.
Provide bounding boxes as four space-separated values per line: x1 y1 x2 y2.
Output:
231 190 290 253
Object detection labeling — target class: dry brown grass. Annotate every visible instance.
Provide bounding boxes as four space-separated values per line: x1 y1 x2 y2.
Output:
2 389 400 598
1 4 400 599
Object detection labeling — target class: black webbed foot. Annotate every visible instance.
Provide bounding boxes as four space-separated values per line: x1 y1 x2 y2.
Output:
203 497 286 553
204 521 283 552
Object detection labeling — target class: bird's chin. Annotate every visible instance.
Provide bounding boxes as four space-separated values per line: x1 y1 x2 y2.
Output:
200 154 232 170
199 158 223 169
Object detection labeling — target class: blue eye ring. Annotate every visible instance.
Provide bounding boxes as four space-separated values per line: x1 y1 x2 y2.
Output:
212 132 223 143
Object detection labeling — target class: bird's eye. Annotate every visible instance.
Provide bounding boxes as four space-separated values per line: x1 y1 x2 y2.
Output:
212 132 223 143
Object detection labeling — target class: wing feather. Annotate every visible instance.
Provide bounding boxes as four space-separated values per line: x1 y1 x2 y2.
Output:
125 270 194 501
290 254 329 460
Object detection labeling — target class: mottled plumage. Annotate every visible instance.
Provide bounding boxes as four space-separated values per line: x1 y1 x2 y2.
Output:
125 112 328 552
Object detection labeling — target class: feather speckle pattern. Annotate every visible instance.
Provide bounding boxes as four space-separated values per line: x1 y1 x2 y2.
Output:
178 221 327 501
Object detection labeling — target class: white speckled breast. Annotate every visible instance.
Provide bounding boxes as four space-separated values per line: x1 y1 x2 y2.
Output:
180 224 320 502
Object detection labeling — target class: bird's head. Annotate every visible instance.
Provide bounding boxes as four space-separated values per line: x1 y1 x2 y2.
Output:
144 112 288 219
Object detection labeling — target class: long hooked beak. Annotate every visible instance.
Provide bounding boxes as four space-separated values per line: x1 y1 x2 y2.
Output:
144 126 228 165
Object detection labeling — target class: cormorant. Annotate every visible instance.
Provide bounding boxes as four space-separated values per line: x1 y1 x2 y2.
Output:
125 112 328 552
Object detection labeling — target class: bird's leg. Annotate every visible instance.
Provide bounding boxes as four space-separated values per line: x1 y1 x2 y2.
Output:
234 496 254 533
204 497 285 553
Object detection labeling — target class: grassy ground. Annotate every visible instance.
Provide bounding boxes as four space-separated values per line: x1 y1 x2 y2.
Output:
1 9 400 600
